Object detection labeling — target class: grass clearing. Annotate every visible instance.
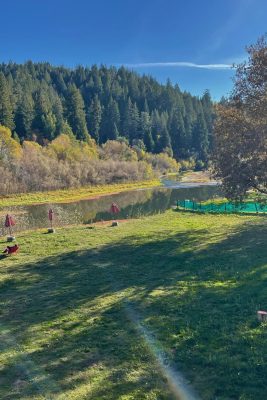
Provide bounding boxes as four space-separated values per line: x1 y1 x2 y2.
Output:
0 211 266 399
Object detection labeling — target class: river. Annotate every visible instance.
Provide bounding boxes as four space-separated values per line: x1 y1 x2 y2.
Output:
0 176 220 235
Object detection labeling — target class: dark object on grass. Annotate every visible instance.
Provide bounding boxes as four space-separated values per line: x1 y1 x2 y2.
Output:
111 221 119 227
3 244 19 255
7 236 16 242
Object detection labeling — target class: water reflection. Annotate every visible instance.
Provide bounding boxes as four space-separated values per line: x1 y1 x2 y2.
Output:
0 184 220 235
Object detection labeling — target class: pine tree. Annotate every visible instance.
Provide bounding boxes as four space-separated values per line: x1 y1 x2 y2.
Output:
169 108 186 158
52 95 64 136
140 112 154 152
65 84 89 141
52 72 67 93
102 97 120 141
158 126 172 154
192 112 209 161
130 102 140 142
0 72 14 130
143 99 149 113
15 92 34 139
201 90 213 131
122 98 132 140
32 89 56 141
42 112 57 141
88 95 102 144
151 110 161 150
61 120 75 138
201 90 214 151
184 114 193 150
123 98 139 142
91 65 103 95
109 98 120 132
110 123 119 140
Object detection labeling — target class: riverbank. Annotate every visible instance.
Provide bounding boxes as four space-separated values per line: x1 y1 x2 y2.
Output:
162 170 219 189
0 179 161 208
0 172 218 209
1 211 266 399
179 170 217 184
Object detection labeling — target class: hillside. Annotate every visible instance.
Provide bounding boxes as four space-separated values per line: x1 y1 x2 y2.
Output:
0 62 213 163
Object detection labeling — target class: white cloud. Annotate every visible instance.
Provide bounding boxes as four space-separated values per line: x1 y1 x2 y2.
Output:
122 61 233 70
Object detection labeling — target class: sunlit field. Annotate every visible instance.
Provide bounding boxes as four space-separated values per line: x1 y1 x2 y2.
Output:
0 211 266 399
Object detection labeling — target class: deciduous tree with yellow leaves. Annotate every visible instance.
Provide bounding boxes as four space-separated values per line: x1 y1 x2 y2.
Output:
0 125 22 165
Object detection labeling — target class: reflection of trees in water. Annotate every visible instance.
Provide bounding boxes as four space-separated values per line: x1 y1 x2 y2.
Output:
0 185 220 234
94 189 173 222
170 185 221 203
76 189 155 222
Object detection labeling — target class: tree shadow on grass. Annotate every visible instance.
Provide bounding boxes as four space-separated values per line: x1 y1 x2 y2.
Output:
0 220 267 399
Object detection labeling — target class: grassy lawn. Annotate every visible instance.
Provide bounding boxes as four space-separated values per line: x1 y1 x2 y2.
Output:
0 180 160 208
0 211 266 399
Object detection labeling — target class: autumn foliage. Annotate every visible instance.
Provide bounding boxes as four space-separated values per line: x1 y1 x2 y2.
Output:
0 128 179 195
213 36 267 199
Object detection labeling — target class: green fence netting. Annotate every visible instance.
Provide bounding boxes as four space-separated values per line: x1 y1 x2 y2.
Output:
176 200 267 214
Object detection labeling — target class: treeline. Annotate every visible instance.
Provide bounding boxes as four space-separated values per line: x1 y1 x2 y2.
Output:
0 62 214 165
0 126 178 195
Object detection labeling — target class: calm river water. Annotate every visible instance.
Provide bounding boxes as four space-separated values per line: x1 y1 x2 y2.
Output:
0 177 220 235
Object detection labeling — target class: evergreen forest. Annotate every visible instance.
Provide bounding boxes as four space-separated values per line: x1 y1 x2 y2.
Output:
0 62 214 165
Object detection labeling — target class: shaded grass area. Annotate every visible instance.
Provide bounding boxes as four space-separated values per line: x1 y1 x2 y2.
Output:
0 212 266 399
0 180 160 208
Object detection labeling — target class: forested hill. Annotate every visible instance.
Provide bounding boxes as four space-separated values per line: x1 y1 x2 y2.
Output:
0 62 213 163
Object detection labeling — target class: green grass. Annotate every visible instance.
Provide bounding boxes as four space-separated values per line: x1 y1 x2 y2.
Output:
0 180 161 208
0 211 267 399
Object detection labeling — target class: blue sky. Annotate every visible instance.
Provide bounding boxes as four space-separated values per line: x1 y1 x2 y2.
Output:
1 0 266 99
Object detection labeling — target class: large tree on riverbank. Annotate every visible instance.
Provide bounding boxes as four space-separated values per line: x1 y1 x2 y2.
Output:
213 36 267 199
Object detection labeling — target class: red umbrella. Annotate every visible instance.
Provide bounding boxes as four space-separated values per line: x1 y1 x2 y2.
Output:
110 203 120 214
5 214 15 236
48 209 54 229
110 203 120 225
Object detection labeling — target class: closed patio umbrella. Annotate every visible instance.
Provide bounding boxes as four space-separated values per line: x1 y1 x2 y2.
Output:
48 209 55 233
5 214 15 236
109 203 120 226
